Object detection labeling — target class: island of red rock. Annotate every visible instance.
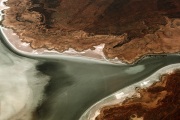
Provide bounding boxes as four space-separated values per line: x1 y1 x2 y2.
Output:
96 69 180 120
2 0 180 63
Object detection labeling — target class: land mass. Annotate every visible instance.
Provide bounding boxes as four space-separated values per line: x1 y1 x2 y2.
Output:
2 0 180 63
96 69 180 120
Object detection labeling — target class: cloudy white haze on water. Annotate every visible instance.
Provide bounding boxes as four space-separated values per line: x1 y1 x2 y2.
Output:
0 43 49 120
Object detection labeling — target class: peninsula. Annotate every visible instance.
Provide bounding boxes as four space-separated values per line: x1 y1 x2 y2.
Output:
2 0 180 63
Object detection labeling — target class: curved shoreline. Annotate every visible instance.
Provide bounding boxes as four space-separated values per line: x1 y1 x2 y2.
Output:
80 63 180 120
0 0 180 120
0 27 121 65
1 26 180 65
1 0 180 64
1 25 180 120
1 24 180 120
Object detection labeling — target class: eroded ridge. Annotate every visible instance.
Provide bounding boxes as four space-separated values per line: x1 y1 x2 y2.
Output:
2 0 180 63
96 70 180 120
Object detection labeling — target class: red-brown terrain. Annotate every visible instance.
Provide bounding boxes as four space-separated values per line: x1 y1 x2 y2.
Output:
2 0 180 63
96 70 180 120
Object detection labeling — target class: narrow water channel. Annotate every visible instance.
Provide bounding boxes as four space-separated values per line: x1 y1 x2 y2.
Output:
0 28 180 120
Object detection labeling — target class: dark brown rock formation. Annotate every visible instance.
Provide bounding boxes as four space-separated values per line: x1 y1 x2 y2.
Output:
96 70 180 120
2 0 180 63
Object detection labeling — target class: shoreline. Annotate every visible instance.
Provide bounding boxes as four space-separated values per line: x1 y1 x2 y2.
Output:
1 0 180 64
80 63 180 120
1 26 180 65
0 27 125 65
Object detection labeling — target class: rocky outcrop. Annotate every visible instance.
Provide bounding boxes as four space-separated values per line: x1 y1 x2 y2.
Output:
96 70 180 120
2 0 180 63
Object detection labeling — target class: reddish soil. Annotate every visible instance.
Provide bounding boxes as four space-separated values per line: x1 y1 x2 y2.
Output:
96 70 180 120
2 0 180 63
